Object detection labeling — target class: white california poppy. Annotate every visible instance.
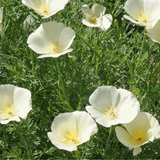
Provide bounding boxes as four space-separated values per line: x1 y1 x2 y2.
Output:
82 4 112 31
124 0 160 27
0 84 32 124
115 112 160 156
146 19 160 43
0 7 4 37
22 0 69 19
86 86 140 128
47 111 98 151
27 21 75 58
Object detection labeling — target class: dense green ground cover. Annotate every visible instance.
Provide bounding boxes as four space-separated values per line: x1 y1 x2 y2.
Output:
0 0 160 159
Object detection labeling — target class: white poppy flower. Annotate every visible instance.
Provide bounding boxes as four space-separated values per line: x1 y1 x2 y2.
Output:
124 0 160 27
146 19 160 43
82 4 112 31
86 86 140 128
0 84 32 124
27 21 75 58
22 0 69 19
47 111 98 151
115 112 160 156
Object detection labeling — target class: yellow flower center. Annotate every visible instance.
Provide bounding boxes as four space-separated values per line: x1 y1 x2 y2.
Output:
137 11 151 23
91 16 97 24
48 42 64 54
0 104 18 120
65 129 81 145
38 2 51 16
103 106 119 120
132 130 148 145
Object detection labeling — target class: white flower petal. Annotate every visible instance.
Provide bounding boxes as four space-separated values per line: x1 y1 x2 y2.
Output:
59 27 75 50
117 89 140 123
115 126 136 147
100 14 112 31
91 4 106 18
14 87 32 119
124 112 150 136
89 86 119 112
146 19 160 43
27 32 50 54
133 147 142 156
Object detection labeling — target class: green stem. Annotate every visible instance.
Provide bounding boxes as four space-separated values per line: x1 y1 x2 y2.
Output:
55 58 73 111
30 49 35 76
104 126 112 158
135 33 146 73
75 149 80 160
76 33 111 77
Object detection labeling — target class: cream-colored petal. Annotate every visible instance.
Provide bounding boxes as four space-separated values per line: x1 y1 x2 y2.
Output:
152 126 160 139
74 111 98 139
82 4 92 18
37 22 66 44
27 32 50 54
100 14 112 31
146 19 160 43
115 126 137 147
89 86 120 112
91 4 106 18
124 0 144 20
117 88 140 123
133 147 142 156
37 48 73 58
124 112 151 136
14 87 32 119
0 116 21 124
59 27 75 51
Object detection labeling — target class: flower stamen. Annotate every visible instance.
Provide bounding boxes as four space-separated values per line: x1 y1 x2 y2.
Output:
132 130 148 145
38 2 51 16
103 106 119 120
137 11 151 23
91 16 97 24
65 129 80 145
0 104 18 120
48 42 64 54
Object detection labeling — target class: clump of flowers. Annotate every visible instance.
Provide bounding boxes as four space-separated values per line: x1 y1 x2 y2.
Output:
0 84 32 124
